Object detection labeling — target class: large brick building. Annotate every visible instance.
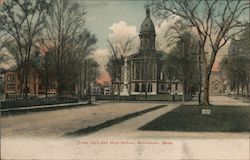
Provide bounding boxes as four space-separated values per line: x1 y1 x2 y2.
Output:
3 65 57 97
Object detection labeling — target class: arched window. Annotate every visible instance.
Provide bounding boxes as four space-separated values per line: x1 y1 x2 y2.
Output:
148 83 152 92
141 83 146 92
135 83 140 92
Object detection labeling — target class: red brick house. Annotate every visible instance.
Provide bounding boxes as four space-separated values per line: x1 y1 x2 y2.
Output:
4 66 57 97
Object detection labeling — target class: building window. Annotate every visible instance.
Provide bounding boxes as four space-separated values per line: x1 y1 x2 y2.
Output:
160 84 165 91
7 84 15 90
135 62 140 80
148 83 152 92
6 74 15 82
175 84 178 90
215 84 218 90
135 83 140 92
141 83 146 92
50 83 56 89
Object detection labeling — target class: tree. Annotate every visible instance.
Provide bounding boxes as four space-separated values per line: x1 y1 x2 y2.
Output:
166 31 199 101
43 0 97 98
220 26 250 97
106 37 135 100
163 20 199 101
0 0 51 99
151 0 250 105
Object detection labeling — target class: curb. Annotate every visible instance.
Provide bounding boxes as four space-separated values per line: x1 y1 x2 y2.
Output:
0 102 93 116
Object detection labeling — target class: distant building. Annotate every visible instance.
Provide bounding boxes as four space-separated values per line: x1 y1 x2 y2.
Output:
113 7 182 96
91 84 102 96
3 62 57 97
103 87 112 95
209 64 226 96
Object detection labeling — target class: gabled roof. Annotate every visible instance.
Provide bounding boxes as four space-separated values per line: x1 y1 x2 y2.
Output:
211 79 223 84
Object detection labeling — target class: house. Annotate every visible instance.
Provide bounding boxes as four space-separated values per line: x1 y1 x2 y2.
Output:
209 64 225 95
3 61 57 98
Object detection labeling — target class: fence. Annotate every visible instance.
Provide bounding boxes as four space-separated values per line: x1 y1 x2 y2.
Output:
96 94 183 101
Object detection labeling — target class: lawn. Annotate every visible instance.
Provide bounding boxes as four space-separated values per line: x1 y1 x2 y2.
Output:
139 105 250 132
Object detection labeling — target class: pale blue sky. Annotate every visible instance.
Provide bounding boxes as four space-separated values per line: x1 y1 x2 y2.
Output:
79 0 152 48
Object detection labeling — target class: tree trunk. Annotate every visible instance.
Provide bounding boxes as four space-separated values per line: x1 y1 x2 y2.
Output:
182 81 186 102
247 84 249 98
24 67 30 100
237 84 240 96
111 82 115 99
247 78 249 98
241 84 244 96
201 72 210 106
198 51 202 105
24 74 28 100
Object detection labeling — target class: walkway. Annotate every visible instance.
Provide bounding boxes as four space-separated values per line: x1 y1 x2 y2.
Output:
1 102 166 137
210 95 250 106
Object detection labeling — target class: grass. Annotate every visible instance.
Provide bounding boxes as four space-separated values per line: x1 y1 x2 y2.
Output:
139 105 250 132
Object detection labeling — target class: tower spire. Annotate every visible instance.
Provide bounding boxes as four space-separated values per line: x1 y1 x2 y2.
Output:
145 5 150 17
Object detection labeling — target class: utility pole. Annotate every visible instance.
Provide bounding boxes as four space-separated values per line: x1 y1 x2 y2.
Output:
144 54 148 101
45 53 49 98
84 59 87 99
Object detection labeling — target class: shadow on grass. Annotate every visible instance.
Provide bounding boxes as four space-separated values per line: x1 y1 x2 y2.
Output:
139 105 250 132
64 104 167 137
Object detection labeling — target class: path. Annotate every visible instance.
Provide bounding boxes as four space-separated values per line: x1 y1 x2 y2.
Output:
210 96 250 106
1 102 165 137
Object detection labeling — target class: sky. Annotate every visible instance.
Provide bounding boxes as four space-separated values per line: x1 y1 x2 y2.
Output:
2 0 248 82
82 0 148 48
75 0 179 80
78 0 249 83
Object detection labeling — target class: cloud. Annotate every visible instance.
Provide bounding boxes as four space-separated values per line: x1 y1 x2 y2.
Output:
108 21 139 43
0 49 16 69
90 21 140 80
89 48 110 74
155 15 182 52
155 15 181 35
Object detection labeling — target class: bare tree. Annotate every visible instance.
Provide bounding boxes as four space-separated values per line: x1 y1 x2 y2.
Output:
43 0 97 98
0 0 50 99
106 37 135 100
165 20 199 101
151 0 250 105
221 26 250 98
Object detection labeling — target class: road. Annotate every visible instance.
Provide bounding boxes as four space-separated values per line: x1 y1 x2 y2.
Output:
1 101 167 138
1 97 249 160
210 96 250 106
